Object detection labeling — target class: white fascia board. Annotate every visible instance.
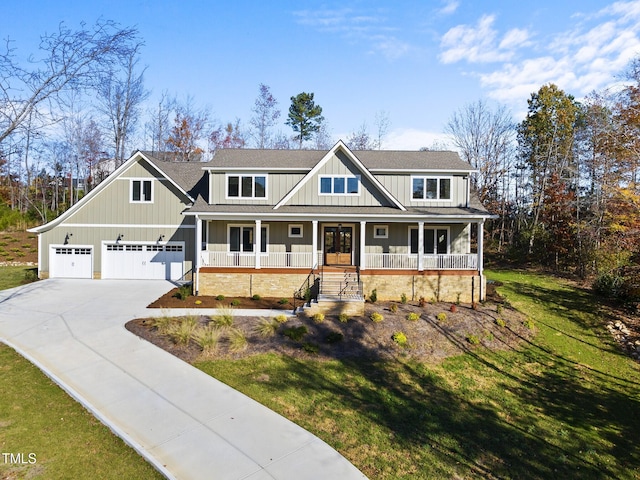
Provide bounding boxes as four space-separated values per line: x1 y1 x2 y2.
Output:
370 168 478 174
204 166 310 172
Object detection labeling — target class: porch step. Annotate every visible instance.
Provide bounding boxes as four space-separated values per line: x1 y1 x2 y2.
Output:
320 271 362 299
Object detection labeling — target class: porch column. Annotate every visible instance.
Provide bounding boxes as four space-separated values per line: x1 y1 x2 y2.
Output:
312 220 318 268
477 220 484 299
360 221 366 271
194 215 202 295
255 219 261 269
418 221 424 271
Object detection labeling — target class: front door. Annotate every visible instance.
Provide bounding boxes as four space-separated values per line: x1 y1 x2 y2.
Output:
324 226 352 265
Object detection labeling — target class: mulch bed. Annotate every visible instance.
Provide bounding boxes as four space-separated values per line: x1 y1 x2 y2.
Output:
147 288 293 310
128 283 534 364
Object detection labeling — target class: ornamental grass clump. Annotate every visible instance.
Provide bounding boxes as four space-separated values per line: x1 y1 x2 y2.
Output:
313 312 325 323
228 328 248 352
274 314 288 324
153 313 175 335
370 312 384 323
389 303 398 313
338 313 350 323
169 316 198 346
211 306 234 328
254 317 279 338
192 326 221 356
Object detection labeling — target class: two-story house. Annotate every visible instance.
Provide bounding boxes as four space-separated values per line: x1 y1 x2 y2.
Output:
30 141 493 305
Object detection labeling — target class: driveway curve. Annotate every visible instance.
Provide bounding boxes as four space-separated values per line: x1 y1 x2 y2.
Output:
0 279 367 480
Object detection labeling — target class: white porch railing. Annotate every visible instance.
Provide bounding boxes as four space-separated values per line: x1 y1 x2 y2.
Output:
201 251 314 268
201 251 478 270
365 253 478 270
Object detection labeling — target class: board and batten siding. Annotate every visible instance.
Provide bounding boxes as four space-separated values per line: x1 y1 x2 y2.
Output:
375 174 468 208
208 171 305 205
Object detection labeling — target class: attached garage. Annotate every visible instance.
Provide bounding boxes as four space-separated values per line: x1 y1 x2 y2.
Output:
49 246 94 279
101 242 184 280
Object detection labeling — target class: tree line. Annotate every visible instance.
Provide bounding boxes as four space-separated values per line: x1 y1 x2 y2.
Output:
0 19 638 303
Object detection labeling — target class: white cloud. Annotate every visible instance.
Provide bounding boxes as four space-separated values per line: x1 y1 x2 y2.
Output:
443 2 640 114
438 0 459 16
439 15 526 64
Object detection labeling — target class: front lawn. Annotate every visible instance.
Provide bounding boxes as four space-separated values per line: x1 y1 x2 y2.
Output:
196 270 640 479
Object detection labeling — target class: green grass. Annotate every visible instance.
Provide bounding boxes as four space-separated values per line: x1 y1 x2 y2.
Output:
196 270 640 479
0 345 163 479
0 265 38 290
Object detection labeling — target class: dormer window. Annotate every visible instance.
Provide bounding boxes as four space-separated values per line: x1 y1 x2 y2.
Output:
412 177 451 200
319 175 360 195
227 174 267 199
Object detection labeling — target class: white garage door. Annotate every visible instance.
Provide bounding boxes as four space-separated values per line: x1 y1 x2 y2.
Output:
50 246 93 279
102 243 184 280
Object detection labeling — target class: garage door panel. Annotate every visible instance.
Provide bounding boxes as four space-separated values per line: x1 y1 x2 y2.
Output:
102 243 184 280
50 246 93 279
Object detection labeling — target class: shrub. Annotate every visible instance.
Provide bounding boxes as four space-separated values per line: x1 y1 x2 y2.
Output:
450 304 457 313
252 294 262 301
230 299 241 307
215 294 225 301
370 312 384 323
389 303 398 313
228 328 248 352
369 289 378 303
168 316 198 346
283 325 308 342
436 312 447 322
524 318 535 330
418 296 426 307
23 268 38 283
274 314 288 323
406 312 420 322
496 304 504 315
254 318 279 337
392 331 408 347
192 326 221 355
466 334 480 345
325 331 344 344
303 342 319 354
173 284 192 301
312 312 325 323
211 306 234 328
495 318 506 327
400 293 408 304
278 298 289 305
338 313 349 323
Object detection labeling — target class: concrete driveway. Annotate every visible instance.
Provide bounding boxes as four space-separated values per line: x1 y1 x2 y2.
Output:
0 279 366 480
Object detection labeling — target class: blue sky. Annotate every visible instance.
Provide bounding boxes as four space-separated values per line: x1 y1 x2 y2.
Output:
3 0 640 149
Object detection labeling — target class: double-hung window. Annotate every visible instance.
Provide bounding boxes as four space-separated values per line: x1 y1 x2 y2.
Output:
319 175 360 195
409 227 449 254
131 179 152 202
411 177 451 200
229 225 267 253
227 174 267 199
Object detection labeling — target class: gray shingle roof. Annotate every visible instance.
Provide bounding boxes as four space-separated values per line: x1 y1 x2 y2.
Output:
209 148 474 172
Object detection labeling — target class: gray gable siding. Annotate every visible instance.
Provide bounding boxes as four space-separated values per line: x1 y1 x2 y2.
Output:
209 171 306 205
375 173 468 208
285 151 393 207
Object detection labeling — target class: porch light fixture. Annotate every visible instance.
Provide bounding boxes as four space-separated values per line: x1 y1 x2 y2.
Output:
116 234 124 243
64 233 72 245
157 234 165 244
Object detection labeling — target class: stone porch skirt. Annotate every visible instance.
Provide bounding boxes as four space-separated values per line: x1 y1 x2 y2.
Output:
197 268 486 304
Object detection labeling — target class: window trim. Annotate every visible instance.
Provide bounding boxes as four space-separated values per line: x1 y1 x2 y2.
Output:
227 223 269 254
373 225 389 239
408 226 450 255
318 174 361 196
411 176 452 201
225 174 267 199
288 224 304 238
130 179 153 203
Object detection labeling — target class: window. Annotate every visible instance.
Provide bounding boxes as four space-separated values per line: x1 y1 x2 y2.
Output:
319 175 360 195
373 225 388 239
131 179 152 202
411 177 451 200
228 225 267 253
227 175 267 198
409 227 449 254
288 224 303 238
